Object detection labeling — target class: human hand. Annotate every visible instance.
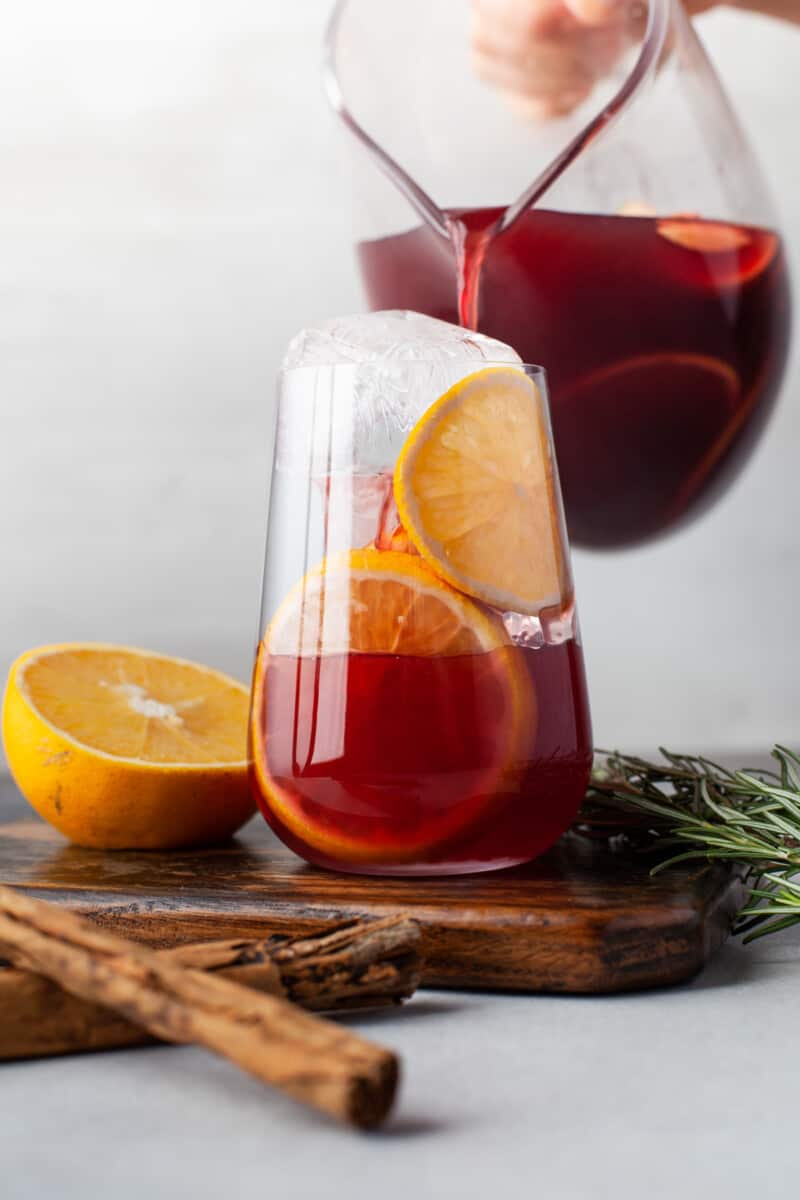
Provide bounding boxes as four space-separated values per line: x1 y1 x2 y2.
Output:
470 0 719 118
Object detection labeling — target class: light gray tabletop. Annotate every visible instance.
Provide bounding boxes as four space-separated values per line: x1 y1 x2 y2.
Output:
2 921 797 1200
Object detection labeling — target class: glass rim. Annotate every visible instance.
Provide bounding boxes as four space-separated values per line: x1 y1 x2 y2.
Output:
279 360 547 376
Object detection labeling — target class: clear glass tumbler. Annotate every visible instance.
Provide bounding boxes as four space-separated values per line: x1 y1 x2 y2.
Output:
249 356 592 875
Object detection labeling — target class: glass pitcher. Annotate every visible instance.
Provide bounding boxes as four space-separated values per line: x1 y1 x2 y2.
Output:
324 0 791 549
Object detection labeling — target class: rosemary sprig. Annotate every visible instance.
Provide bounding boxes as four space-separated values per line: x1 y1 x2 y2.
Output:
584 744 800 942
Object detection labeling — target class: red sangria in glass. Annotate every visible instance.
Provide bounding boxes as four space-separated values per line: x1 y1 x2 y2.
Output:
249 315 592 875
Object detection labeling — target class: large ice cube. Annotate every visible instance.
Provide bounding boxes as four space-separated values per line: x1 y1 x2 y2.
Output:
283 310 521 370
279 310 521 472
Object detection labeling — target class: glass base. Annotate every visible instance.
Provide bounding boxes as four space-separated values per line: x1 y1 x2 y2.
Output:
301 854 534 877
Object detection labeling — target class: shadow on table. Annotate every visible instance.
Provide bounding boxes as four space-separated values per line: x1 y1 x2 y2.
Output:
687 941 758 991
335 996 470 1028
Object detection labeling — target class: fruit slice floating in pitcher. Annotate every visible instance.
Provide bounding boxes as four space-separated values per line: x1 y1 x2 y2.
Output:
251 549 534 865
657 216 778 286
2 644 253 848
558 353 740 442
394 366 569 615
552 352 742 544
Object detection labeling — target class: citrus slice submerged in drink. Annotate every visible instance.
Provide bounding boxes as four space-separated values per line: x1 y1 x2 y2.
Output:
394 366 569 616
251 549 534 867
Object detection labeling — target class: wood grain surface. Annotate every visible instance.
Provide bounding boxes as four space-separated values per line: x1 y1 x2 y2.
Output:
0 778 745 994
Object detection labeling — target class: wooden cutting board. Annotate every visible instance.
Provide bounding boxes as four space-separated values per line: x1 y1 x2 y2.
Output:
0 780 744 993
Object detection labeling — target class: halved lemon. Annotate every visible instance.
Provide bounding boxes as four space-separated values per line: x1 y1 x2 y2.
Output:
252 549 534 865
394 366 568 616
2 644 254 849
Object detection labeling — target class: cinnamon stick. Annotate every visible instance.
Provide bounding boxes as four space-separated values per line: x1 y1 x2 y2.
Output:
0 886 402 1129
0 915 421 1062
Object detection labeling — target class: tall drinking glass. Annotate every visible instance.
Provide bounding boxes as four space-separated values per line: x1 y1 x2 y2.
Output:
249 351 592 875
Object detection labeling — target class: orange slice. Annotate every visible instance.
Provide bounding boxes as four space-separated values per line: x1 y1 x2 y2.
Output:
657 218 751 253
265 548 509 658
252 549 534 865
2 644 254 849
562 352 740 404
394 366 568 615
657 217 779 287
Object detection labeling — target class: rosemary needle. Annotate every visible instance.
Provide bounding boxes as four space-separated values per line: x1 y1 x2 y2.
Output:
584 744 800 943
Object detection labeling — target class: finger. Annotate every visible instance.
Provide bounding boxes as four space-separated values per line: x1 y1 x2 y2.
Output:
472 0 580 45
472 1 625 68
472 42 597 100
562 0 634 26
499 82 594 119
473 15 625 84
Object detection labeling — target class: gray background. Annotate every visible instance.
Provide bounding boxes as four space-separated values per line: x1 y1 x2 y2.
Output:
0 0 798 759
